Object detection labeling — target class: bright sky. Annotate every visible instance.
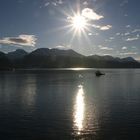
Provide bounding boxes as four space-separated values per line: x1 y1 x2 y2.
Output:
0 0 140 59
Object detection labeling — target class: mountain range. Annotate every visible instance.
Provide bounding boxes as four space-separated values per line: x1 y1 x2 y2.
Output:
0 48 140 70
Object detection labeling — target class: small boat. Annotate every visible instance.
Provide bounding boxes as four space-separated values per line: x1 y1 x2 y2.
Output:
95 70 105 76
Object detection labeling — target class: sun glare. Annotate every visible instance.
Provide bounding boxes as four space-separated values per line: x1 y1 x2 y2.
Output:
73 85 85 134
72 15 87 30
66 12 91 42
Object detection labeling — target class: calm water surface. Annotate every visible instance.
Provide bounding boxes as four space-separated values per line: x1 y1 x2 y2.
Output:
0 69 140 140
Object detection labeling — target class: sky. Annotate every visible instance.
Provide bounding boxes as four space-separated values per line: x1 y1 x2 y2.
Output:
0 0 140 59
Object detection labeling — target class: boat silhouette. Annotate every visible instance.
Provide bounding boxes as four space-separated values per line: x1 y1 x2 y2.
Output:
95 70 105 76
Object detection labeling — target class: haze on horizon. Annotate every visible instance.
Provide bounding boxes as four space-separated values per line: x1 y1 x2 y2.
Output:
0 0 140 59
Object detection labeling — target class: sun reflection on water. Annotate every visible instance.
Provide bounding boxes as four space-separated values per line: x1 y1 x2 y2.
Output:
74 84 85 135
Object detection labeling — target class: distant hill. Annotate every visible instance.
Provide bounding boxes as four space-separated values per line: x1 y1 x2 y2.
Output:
0 48 140 70
0 51 12 70
121 57 137 62
7 49 28 60
23 48 84 68
28 48 83 57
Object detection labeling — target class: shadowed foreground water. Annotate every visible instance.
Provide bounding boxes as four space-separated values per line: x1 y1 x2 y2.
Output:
0 69 140 140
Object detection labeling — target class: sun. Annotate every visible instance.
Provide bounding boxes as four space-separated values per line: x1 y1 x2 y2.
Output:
71 15 87 31
72 15 87 30
66 13 90 40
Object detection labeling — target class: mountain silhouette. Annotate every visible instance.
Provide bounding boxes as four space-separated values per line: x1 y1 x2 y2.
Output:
0 48 140 70
0 51 12 70
6 49 28 69
7 49 28 60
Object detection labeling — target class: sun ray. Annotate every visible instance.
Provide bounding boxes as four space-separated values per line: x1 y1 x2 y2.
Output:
69 28 78 44
50 5 95 48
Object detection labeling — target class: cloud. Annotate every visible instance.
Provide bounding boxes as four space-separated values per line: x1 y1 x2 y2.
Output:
126 25 131 28
54 45 71 50
124 32 130 36
109 37 114 40
126 37 139 41
122 46 127 50
82 8 104 21
92 24 101 29
100 47 113 51
88 33 92 36
116 32 121 36
92 24 112 31
120 52 137 55
0 35 37 47
88 32 99 36
103 54 111 56
44 0 64 7
99 45 113 51
44 2 50 7
83 1 88 6
55 45 66 49
132 29 140 33
100 25 112 30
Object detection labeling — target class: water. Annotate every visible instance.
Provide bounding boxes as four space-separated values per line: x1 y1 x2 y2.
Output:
0 69 140 140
